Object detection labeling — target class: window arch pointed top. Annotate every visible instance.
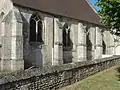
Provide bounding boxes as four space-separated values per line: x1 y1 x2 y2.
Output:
29 13 43 43
62 23 72 47
30 13 42 21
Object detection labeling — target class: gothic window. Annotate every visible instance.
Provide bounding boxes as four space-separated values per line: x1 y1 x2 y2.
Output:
63 23 71 47
29 13 43 42
102 40 106 54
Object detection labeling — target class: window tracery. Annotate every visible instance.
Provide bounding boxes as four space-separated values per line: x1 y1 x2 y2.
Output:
63 23 71 47
29 13 43 43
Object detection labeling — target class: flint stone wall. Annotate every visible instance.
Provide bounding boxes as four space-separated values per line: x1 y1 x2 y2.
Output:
0 56 120 90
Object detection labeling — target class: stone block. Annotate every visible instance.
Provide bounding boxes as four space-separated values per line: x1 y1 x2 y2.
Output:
16 36 23 59
44 16 53 66
4 21 12 37
1 36 12 59
94 46 102 59
12 22 23 36
1 59 11 71
53 45 63 65
11 59 24 71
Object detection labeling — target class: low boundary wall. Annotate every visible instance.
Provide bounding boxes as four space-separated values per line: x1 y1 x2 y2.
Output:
0 56 120 90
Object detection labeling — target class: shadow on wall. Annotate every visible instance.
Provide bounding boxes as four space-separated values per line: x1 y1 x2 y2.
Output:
21 13 32 69
86 33 92 61
24 45 43 69
102 40 106 55
29 44 43 68
63 40 73 64
21 12 44 69
63 23 73 64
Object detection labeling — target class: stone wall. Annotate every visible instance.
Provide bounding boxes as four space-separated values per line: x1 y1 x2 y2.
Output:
0 9 24 71
103 31 115 55
13 6 55 68
0 0 13 22
0 56 119 90
14 5 107 68
0 4 116 72
114 35 120 55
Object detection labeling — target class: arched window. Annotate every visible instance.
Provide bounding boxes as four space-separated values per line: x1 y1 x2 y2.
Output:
63 23 71 47
29 13 43 42
102 40 106 54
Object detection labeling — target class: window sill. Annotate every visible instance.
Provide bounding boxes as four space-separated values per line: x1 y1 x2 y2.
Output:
63 46 73 51
29 42 44 45
29 42 44 48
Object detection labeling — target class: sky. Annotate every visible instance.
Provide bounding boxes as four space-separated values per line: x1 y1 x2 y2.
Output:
88 0 100 11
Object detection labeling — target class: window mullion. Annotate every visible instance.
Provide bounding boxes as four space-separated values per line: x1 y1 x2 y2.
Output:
36 21 38 42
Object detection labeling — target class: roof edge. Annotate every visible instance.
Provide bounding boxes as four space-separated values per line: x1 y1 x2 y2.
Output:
85 0 100 18
13 3 104 27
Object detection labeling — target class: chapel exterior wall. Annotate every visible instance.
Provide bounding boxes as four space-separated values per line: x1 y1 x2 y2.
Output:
0 6 24 72
0 4 113 72
111 34 120 55
103 31 115 55
0 0 13 22
14 6 54 68
61 19 79 63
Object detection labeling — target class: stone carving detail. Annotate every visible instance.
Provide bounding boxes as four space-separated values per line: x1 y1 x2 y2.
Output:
55 42 63 46
56 20 63 29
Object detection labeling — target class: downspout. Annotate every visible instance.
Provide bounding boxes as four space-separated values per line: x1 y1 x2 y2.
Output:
95 27 97 49
94 27 97 59
52 17 55 65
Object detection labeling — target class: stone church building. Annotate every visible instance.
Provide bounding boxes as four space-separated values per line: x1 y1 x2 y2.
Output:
0 0 119 72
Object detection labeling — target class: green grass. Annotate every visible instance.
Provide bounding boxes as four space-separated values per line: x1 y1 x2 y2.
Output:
60 65 120 90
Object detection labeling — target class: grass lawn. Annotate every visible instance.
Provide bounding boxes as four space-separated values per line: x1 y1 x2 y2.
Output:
59 65 120 90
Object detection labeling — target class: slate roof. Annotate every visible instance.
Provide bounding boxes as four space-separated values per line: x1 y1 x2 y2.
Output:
12 0 101 25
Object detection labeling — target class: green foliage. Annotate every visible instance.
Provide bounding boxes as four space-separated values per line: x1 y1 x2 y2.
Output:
96 0 120 35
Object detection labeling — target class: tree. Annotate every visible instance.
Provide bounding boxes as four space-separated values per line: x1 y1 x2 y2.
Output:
96 0 120 35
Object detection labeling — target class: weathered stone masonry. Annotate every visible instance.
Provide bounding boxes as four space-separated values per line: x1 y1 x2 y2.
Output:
0 0 120 89
0 9 24 71
0 0 119 73
0 56 119 90
0 3 116 71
